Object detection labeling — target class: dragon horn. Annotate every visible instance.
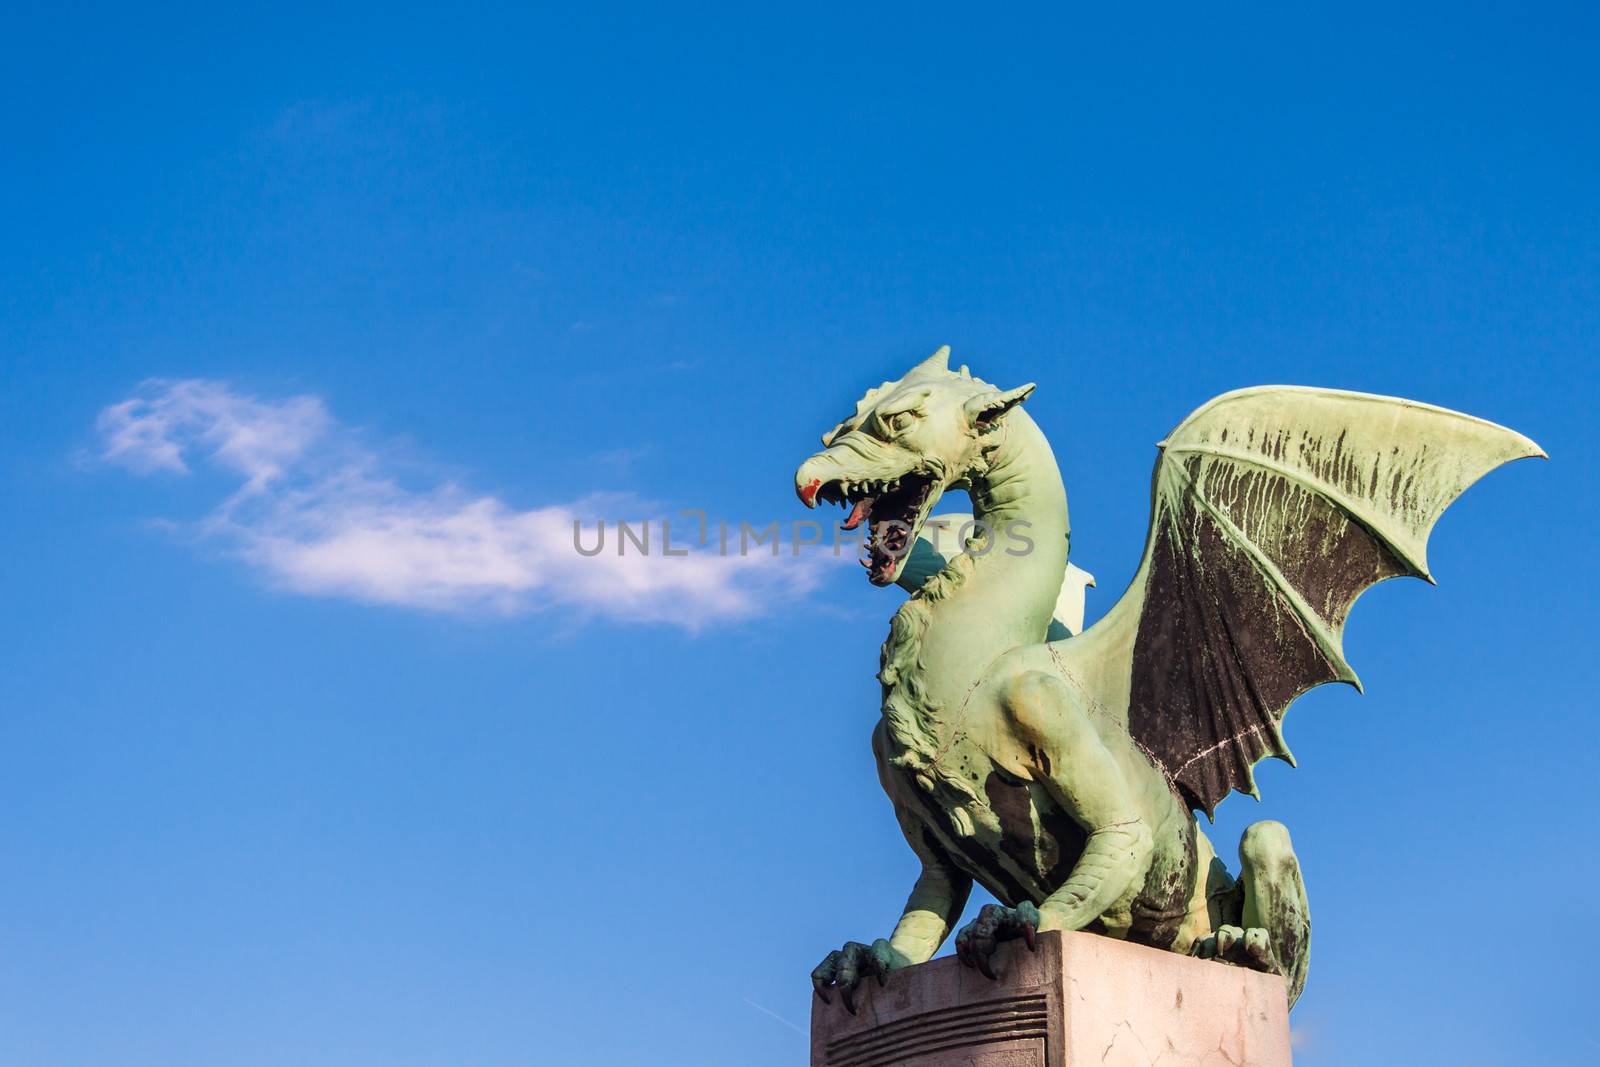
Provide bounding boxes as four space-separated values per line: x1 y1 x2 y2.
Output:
907 345 951 379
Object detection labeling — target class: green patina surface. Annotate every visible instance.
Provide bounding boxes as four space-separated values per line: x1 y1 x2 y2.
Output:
798 347 1542 1012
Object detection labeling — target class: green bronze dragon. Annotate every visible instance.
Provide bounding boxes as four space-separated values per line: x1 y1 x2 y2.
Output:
795 347 1541 1010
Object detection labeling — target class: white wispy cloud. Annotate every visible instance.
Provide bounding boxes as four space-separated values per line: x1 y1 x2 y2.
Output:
94 380 832 629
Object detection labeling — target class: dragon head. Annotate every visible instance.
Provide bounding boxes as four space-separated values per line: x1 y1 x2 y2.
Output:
795 346 1034 586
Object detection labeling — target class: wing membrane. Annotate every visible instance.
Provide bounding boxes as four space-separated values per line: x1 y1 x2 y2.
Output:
1115 387 1541 816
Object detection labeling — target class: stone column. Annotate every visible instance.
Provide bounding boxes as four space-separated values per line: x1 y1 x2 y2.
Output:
810 930 1291 1067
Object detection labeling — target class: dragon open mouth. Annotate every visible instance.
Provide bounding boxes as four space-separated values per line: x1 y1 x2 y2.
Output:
817 472 939 585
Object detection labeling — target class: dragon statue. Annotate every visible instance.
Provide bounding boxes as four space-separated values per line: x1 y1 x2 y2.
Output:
795 347 1540 1010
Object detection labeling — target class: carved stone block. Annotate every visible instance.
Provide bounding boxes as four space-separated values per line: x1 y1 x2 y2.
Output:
810 931 1291 1067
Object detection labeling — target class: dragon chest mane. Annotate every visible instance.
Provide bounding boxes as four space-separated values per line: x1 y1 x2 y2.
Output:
877 553 982 811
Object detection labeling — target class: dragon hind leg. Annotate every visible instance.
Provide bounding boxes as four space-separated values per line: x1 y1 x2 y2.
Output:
1240 820 1310 1006
1190 820 1311 1008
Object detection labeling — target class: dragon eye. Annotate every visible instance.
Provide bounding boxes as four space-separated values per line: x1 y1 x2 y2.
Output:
886 410 918 435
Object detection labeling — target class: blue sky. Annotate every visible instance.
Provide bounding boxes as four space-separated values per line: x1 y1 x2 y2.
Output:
2 4 1597 1064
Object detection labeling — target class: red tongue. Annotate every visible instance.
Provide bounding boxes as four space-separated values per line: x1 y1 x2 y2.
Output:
841 497 875 530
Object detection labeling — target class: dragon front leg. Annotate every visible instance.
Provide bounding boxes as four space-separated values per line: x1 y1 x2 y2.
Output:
1034 816 1155 932
812 814 972 1014
956 670 1156 978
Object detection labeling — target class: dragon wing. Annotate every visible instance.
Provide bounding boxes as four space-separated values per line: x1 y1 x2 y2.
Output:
1084 387 1542 818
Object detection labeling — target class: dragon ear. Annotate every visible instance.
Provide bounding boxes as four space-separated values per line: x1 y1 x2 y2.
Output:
965 383 1035 430
907 345 951 379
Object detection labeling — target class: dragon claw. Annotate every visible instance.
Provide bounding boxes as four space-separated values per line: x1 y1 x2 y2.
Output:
1189 925 1280 976
1243 927 1272 964
812 939 896 1012
954 902 1041 981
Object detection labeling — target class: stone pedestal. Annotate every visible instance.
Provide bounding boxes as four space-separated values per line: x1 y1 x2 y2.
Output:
810 931 1291 1066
